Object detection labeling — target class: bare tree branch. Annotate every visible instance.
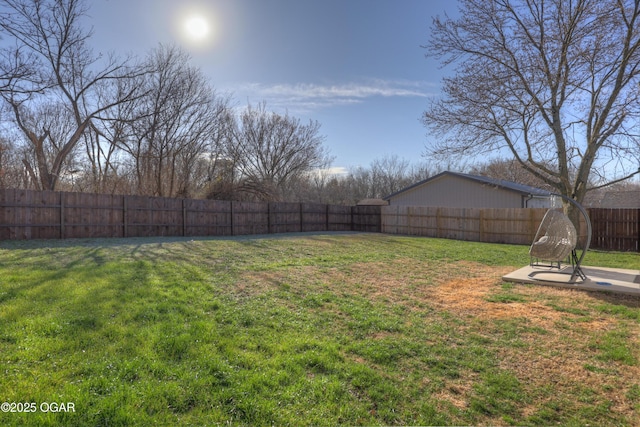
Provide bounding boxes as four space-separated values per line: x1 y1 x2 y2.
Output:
225 102 332 201
423 0 640 217
0 0 145 190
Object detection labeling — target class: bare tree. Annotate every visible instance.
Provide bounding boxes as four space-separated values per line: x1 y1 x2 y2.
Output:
0 0 143 191
79 121 129 194
359 156 434 200
0 46 37 96
469 158 556 191
0 135 24 188
370 155 418 198
202 110 239 200
117 45 230 198
79 76 142 194
311 156 434 205
423 0 640 220
14 101 84 187
225 103 332 201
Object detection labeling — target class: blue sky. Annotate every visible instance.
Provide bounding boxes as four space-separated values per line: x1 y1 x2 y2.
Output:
88 0 459 173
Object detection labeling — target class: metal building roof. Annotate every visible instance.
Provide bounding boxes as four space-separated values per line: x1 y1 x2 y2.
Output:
384 171 551 200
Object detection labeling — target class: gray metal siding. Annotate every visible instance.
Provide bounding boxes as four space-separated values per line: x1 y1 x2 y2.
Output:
388 174 527 208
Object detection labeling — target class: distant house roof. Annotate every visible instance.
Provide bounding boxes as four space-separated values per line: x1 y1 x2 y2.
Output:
356 198 389 206
383 171 551 200
601 190 640 208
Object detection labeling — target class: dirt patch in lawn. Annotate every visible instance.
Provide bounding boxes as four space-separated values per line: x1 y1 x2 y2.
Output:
428 265 639 422
430 265 613 330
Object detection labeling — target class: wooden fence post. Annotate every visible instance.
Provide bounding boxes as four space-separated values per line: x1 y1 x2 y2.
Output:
123 196 128 238
230 201 235 236
182 199 187 237
350 206 355 231
60 192 65 239
529 208 538 243
325 204 330 231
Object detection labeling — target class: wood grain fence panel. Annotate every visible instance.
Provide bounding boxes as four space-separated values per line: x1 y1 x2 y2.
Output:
128 195 177 238
381 205 403 235
0 188 16 239
383 206 548 245
404 206 424 236
382 205 402 236
328 205 352 231
589 208 639 252
233 201 269 235
185 199 232 236
479 208 544 245
98 193 124 238
383 206 637 251
154 197 182 237
1 189 378 240
436 208 479 241
126 196 182 237
25 190 60 240
62 192 121 238
404 206 421 236
20 190 42 239
421 207 440 237
428 207 442 237
614 209 628 251
269 202 300 233
590 208 607 250
352 205 381 232
301 203 327 232
12 189 33 239
126 195 151 237
481 208 502 244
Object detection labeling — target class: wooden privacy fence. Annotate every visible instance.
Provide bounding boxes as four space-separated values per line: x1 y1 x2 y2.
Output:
0 189 381 240
382 206 548 245
382 205 598 249
2 189 637 251
589 208 639 252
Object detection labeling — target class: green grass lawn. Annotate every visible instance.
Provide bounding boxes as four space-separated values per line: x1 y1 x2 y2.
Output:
0 233 638 426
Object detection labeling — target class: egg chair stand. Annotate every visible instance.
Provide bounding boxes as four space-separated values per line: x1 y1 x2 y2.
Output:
528 194 591 284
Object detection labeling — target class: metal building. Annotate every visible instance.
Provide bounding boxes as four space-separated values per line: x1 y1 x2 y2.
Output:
384 171 552 208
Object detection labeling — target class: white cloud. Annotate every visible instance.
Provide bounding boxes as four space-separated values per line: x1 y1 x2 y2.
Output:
314 166 349 176
228 79 438 114
260 81 432 99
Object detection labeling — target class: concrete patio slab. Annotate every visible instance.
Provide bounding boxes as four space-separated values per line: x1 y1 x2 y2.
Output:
503 265 640 297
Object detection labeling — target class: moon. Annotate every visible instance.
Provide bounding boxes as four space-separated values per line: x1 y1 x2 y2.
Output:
184 15 210 41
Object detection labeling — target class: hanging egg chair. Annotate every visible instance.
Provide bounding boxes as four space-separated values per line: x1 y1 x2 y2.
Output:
528 195 591 283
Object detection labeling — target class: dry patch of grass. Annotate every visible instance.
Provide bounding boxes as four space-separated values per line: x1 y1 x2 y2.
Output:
242 258 483 306
430 265 639 424
241 258 639 424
